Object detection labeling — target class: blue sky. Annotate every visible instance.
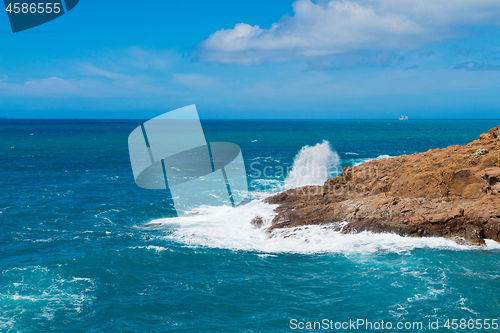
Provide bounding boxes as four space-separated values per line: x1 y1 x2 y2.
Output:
1 0 500 119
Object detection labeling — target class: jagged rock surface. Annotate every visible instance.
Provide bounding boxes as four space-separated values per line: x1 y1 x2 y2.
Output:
262 125 500 245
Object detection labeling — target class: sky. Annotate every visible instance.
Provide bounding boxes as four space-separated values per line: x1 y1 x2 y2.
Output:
1 0 500 119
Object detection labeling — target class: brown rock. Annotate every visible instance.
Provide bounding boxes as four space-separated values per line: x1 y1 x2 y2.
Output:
482 168 500 186
265 125 500 245
251 217 264 228
480 133 494 140
489 125 500 138
473 148 489 158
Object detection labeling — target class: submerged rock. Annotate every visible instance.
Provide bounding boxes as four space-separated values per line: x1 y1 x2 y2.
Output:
251 217 264 229
265 125 500 245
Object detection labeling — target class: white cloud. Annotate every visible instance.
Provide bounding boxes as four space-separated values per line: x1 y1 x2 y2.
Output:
79 64 130 80
0 74 165 98
199 0 500 64
0 77 91 96
122 47 172 71
0 48 218 98
173 73 221 89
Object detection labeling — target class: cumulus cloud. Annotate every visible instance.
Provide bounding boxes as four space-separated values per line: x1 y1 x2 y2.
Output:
199 0 500 64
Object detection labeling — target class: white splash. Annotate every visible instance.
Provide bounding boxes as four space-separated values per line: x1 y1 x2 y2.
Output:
284 140 340 189
148 201 500 254
142 142 500 254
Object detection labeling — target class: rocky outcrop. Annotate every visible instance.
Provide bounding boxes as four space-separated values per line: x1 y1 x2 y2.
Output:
260 125 500 245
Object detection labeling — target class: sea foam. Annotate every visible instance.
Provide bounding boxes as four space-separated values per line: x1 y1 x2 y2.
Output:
147 142 500 253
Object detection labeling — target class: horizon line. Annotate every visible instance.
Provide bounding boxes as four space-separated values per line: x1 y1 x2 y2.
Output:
1 118 500 121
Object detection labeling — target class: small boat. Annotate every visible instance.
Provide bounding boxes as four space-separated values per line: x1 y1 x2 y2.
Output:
398 115 409 120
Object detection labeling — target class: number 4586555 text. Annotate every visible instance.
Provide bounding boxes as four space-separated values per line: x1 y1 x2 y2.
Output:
5 3 61 14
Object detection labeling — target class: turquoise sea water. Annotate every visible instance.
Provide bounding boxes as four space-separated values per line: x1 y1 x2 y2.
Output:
1 119 500 332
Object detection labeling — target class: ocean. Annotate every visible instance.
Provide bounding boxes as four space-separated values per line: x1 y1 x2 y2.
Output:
1 119 500 332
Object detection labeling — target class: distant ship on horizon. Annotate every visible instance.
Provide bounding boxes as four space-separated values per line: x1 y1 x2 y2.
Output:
398 115 409 120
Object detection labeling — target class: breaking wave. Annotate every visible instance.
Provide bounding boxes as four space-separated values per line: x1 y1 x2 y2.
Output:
144 142 500 253
284 140 340 189
146 200 500 254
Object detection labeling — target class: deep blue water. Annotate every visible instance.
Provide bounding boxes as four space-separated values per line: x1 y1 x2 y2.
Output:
1 119 500 332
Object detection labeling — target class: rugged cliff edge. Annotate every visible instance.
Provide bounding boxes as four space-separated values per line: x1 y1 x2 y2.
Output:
259 125 500 245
